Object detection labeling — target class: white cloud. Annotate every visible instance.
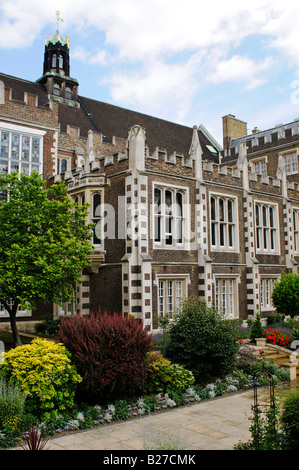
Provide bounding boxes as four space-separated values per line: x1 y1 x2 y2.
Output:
207 55 274 90
72 46 109 66
102 56 200 123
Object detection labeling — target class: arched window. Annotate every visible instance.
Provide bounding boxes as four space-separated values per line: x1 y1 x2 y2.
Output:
58 55 63 69
52 54 57 68
53 83 60 96
65 87 72 100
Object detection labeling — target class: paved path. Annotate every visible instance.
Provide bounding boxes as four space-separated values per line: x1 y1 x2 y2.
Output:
45 380 298 451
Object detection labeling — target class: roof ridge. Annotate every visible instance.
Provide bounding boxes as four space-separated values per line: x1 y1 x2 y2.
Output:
79 95 193 131
0 72 40 87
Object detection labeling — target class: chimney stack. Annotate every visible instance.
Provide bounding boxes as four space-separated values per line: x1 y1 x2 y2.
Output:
222 114 247 151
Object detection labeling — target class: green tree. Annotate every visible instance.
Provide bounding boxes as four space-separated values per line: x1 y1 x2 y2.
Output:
271 272 299 318
0 172 93 346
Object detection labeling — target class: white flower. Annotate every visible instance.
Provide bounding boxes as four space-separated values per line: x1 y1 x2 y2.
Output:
209 391 216 398
104 412 113 422
186 388 201 401
162 393 176 407
226 385 238 392
136 397 145 414
77 412 85 421
107 404 115 416
67 419 80 430
94 405 102 413
206 383 215 391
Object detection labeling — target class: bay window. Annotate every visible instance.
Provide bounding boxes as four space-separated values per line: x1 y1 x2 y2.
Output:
0 123 44 176
92 193 102 246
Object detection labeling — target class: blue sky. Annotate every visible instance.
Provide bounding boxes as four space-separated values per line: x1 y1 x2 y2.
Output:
1 0 299 146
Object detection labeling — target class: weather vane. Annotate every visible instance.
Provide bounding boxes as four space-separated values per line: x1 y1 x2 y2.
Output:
54 11 64 33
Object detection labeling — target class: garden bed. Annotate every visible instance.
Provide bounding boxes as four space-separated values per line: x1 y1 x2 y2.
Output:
1 359 290 449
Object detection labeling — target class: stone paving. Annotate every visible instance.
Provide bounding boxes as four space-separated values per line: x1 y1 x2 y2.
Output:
45 380 298 451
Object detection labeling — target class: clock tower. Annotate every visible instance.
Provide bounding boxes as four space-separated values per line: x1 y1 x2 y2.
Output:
36 13 79 106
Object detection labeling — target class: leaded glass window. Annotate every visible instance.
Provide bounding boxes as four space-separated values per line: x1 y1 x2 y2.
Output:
0 128 42 176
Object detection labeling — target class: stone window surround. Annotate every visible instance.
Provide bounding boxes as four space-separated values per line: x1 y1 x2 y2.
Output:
212 274 240 318
0 121 45 176
152 181 190 250
209 191 239 253
154 273 190 318
259 275 279 311
254 200 280 255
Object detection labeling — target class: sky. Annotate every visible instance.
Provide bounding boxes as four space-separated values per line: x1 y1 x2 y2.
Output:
1 0 299 146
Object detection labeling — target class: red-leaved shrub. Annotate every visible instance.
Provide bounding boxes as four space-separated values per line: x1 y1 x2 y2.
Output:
57 311 153 400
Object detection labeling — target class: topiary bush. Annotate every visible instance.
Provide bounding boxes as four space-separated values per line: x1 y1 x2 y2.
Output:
165 297 239 381
142 351 194 395
57 311 153 401
0 338 82 419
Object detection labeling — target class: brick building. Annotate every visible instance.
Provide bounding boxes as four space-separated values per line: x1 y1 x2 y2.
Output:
0 31 299 328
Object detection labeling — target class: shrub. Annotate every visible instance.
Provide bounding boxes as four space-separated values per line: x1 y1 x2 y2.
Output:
34 314 61 337
57 311 153 400
280 389 299 449
249 313 264 341
0 338 82 419
0 376 26 430
271 273 299 318
142 351 194 395
165 297 239 380
237 358 290 383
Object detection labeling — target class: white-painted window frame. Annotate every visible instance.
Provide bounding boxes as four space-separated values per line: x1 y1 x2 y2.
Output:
255 200 280 254
209 192 238 252
153 182 190 249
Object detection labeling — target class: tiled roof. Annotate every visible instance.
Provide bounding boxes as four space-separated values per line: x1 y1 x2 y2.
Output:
58 102 99 137
79 96 219 161
0 72 49 106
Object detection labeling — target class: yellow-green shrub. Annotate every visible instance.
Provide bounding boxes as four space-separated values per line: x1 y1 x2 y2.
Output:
1 338 81 419
143 351 194 394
